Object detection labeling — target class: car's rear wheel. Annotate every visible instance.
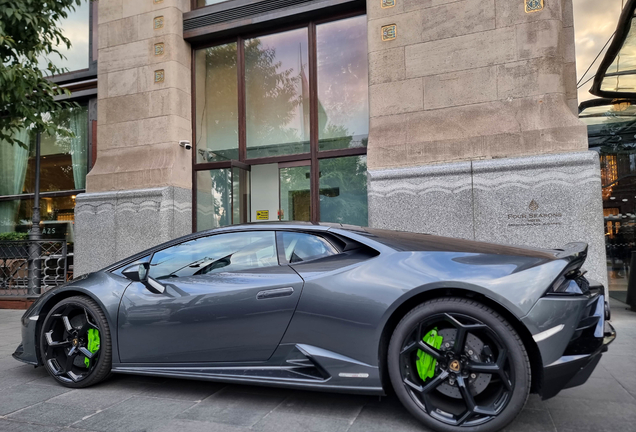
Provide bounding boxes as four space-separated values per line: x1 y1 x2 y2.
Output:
388 297 530 432
40 296 112 388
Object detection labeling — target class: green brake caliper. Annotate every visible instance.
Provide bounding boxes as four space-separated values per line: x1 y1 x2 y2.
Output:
416 329 443 381
84 328 100 368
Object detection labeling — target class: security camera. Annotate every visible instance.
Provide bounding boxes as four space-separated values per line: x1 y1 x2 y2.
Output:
179 140 192 150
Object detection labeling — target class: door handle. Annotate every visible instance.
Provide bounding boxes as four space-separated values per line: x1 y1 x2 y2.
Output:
256 287 294 300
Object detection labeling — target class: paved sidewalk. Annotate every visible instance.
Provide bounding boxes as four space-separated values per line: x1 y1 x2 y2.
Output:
0 299 634 432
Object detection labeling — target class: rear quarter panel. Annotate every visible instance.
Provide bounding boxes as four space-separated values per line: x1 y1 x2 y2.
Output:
282 248 567 367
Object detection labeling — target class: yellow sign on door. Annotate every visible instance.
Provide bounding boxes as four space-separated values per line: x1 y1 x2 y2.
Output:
256 210 269 220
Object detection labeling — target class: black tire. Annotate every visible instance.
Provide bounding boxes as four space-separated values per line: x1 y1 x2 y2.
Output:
39 295 112 388
387 297 530 432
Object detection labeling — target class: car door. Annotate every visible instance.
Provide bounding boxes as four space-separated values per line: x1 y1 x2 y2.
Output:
117 230 304 363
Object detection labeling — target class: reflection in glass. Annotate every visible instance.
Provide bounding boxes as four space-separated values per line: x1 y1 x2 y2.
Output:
0 196 76 243
581 101 636 302
279 165 311 221
195 44 239 163
319 156 368 226
197 169 232 231
38 1 90 73
316 16 369 151
149 231 277 279
245 28 310 159
23 105 89 193
232 167 250 224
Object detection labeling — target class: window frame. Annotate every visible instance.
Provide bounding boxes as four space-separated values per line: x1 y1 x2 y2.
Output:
191 11 368 230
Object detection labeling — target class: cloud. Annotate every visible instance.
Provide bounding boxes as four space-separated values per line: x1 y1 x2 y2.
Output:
574 0 625 102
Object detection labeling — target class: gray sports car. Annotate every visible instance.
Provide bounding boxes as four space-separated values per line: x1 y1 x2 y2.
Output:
13 223 616 432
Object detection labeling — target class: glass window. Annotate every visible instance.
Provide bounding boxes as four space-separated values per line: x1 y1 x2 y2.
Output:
0 196 77 243
0 129 31 198
195 43 239 163
319 156 368 226
245 28 310 158
38 1 91 73
21 106 89 194
280 232 337 263
279 165 311 222
196 167 250 231
316 15 369 151
149 231 278 279
196 169 232 231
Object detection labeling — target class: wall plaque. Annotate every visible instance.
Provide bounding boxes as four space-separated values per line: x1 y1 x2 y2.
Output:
154 70 165 83
381 24 397 41
381 0 396 8
525 0 544 13
154 16 164 30
154 43 164 56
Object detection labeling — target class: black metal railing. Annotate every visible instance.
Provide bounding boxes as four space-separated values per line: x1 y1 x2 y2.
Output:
0 240 71 296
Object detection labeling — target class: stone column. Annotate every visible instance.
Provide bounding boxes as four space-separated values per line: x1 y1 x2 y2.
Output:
366 0 607 287
75 0 192 276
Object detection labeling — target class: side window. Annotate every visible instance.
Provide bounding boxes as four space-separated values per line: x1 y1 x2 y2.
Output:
149 231 278 280
280 232 338 263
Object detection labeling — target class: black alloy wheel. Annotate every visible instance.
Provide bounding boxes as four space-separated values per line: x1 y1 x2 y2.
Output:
388 298 530 432
40 296 112 388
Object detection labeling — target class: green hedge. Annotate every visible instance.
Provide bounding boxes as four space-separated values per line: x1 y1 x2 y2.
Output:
0 232 29 241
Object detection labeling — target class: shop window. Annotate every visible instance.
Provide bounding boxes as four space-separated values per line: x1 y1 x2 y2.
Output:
0 196 77 242
196 167 250 231
22 106 89 194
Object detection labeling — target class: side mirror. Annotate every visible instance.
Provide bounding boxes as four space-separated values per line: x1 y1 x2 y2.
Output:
122 264 143 282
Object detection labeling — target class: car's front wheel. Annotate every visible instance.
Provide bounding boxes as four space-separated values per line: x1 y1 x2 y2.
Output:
388 297 530 432
40 296 112 388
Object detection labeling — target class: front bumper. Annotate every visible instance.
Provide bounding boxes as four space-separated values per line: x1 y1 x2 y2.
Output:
538 289 616 400
12 313 41 366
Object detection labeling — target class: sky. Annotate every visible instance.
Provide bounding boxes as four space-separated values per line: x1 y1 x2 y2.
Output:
573 0 625 102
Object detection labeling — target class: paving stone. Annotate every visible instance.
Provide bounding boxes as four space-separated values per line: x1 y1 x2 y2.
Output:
0 384 70 415
553 376 634 403
501 409 555 432
348 397 424 432
8 401 96 427
252 411 351 432
547 398 636 432
0 418 62 432
74 396 195 432
177 388 285 427
273 391 370 421
140 377 225 401
0 364 50 390
46 379 156 411
148 418 248 432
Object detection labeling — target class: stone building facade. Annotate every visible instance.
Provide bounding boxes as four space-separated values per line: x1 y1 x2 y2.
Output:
74 0 606 289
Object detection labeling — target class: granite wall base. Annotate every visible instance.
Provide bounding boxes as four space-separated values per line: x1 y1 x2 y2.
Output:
74 186 192 276
368 151 607 288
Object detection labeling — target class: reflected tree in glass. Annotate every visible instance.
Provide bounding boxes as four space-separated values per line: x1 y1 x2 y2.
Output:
316 16 369 151
196 44 239 163
245 29 309 158
197 169 232 231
